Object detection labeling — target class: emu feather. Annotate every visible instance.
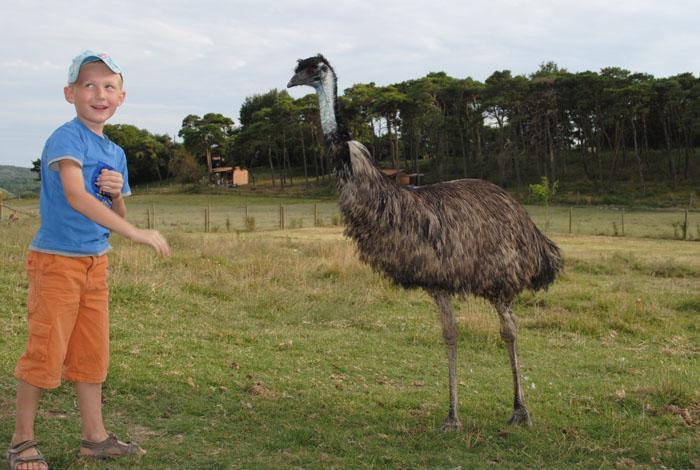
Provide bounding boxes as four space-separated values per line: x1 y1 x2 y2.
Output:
288 54 562 429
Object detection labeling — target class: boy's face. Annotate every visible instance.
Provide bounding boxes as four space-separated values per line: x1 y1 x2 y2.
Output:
64 61 126 134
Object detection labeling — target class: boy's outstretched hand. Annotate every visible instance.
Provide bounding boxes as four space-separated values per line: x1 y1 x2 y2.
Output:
131 229 171 257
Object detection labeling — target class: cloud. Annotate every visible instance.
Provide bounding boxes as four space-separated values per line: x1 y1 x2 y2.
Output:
1 0 699 166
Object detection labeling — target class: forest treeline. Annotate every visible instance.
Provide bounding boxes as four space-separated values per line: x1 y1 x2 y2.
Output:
33 63 697 195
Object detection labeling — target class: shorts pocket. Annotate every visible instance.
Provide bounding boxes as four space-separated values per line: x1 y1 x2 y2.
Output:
26 319 52 361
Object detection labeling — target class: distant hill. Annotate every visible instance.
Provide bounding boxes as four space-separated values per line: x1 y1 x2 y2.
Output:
0 165 40 198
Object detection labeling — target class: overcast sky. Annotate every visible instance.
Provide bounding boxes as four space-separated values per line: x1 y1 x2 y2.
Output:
1 0 698 167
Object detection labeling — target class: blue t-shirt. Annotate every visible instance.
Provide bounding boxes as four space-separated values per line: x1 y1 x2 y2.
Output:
30 118 132 256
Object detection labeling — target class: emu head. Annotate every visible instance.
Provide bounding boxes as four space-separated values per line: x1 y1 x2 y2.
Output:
288 53 341 140
287 54 335 89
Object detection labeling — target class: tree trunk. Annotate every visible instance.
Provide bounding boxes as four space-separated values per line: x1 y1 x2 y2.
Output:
457 117 468 178
662 114 677 188
546 116 557 182
268 143 276 189
630 117 645 195
607 123 622 190
299 125 309 189
311 126 320 183
282 132 292 186
275 148 284 189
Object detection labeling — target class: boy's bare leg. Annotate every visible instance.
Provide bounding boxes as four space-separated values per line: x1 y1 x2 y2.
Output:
75 382 109 446
76 382 136 456
11 379 48 470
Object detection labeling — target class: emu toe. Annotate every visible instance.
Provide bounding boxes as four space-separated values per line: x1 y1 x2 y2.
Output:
441 417 463 432
507 406 532 427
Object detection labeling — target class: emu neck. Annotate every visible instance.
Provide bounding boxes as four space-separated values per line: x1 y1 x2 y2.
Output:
337 141 399 219
314 75 338 137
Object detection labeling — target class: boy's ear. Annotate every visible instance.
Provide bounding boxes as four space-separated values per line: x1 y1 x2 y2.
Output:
64 85 76 104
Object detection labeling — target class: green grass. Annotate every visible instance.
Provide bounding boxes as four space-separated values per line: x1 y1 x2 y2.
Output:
1 200 699 468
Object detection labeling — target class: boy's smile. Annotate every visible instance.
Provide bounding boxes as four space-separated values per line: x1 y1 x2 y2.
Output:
64 62 125 136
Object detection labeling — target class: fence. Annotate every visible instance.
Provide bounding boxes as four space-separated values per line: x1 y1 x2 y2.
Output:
1 196 698 241
135 201 343 233
528 205 698 241
0 194 39 221
130 203 700 240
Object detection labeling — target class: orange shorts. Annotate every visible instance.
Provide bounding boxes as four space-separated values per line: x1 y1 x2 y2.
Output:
15 251 109 389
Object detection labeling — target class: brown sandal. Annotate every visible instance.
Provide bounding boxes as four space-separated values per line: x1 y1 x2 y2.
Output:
79 433 145 459
7 439 49 469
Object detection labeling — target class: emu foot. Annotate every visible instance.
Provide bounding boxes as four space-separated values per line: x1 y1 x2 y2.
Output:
441 416 463 432
507 406 532 427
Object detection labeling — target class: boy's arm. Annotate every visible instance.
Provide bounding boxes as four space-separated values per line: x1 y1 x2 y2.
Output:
59 160 170 256
110 192 127 218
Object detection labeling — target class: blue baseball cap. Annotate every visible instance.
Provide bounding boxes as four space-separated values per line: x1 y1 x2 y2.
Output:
67 50 122 84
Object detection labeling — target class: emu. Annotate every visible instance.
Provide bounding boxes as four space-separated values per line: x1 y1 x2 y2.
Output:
288 54 562 429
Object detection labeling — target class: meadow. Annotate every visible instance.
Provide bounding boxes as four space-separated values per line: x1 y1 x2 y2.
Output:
0 195 699 468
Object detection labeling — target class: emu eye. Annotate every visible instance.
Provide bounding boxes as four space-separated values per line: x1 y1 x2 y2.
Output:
320 65 328 72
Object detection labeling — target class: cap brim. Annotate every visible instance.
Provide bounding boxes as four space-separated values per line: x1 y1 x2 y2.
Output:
81 56 121 75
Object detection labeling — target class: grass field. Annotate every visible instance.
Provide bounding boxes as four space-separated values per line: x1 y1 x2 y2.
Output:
1 197 699 469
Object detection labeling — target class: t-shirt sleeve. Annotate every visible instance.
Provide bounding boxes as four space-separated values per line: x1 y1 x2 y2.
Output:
44 125 85 171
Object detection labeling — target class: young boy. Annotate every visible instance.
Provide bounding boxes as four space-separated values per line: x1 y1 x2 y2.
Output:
7 50 170 470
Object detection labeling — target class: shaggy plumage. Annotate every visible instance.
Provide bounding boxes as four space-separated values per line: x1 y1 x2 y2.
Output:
288 54 562 429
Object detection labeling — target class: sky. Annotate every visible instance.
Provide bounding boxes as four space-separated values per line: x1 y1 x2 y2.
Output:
1 0 699 168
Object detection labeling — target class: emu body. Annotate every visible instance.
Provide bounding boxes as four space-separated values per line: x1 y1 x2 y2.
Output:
289 55 562 429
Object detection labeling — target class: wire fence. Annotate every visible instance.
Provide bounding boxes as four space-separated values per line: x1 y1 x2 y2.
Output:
135 202 343 233
1 199 698 241
528 205 699 241
0 202 39 220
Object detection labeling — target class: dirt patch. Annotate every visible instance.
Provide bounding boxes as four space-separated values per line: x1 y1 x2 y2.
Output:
663 402 700 427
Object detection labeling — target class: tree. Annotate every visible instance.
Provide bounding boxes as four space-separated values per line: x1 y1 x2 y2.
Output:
234 63 698 194
529 176 558 232
178 113 235 175
30 158 41 180
105 124 176 184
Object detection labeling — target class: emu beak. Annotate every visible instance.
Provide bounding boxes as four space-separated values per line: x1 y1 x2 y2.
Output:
287 74 303 88
287 69 314 88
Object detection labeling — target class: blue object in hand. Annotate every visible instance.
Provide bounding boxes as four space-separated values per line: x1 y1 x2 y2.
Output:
92 162 116 208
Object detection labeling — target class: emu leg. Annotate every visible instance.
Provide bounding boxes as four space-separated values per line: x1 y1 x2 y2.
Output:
431 291 462 431
495 301 532 426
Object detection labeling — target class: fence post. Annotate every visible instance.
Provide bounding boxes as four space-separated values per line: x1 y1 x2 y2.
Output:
314 203 318 227
204 207 209 233
279 204 285 229
0 191 3 220
683 209 689 241
621 208 625 237
568 207 572 234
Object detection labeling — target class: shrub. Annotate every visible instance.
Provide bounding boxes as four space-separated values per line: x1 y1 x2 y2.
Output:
245 216 256 232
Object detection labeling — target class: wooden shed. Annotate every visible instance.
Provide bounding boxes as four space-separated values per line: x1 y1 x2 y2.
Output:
232 167 249 186
381 168 411 185
209 166 249 186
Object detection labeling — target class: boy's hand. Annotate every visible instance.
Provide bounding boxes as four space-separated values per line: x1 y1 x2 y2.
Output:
130 229 171 257
97 169 124 198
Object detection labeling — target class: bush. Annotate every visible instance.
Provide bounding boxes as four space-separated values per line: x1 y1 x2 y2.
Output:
169 148 205 184
245 216 256 232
